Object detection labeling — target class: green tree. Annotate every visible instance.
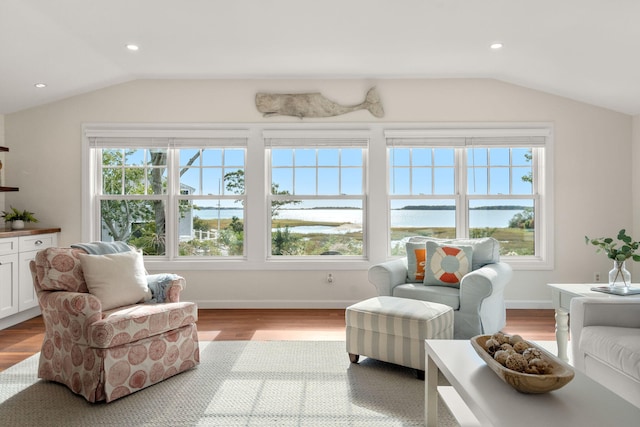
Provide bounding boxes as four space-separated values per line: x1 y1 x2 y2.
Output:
224 169 302 255
507 149 534 230
272 226 301 255
193 216 210 232
508 207 534 229
223 169 300 217
228 216 244 233
101 148 201 255
522 151 533 184
101 149 154 242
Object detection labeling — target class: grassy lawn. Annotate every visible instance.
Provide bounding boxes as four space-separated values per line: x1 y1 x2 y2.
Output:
391 227 534 255
195 217 534 256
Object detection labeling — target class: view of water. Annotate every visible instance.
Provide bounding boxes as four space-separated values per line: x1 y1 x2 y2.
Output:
195 208 525 233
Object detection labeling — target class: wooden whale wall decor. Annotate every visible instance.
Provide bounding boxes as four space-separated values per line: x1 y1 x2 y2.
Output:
255 87 384 119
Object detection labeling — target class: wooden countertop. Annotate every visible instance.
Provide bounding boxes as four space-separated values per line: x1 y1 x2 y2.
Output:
0 227 61 238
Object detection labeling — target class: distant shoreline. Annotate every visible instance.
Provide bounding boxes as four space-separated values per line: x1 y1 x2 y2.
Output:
398 205 529 211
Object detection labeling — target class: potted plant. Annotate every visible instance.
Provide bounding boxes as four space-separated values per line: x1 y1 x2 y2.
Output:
585 229 640 287
1 206 39 230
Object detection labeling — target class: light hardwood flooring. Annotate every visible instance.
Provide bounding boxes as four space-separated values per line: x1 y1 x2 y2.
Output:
0 308 555 373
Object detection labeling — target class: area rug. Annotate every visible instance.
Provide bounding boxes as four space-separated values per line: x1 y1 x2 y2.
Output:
0 340 458 426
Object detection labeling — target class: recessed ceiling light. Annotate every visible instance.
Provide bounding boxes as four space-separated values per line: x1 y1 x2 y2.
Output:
126 44 139 51
34 83 47 88
490 43 503 50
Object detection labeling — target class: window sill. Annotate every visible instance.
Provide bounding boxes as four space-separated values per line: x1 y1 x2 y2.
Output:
144 258 372 271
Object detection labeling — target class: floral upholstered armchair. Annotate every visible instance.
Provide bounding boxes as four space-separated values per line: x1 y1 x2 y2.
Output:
30 246 200 402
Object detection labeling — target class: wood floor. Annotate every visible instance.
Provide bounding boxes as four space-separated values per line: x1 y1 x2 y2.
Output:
0 308 556 373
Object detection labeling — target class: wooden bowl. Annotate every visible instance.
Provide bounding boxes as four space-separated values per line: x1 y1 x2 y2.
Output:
470 335 574 394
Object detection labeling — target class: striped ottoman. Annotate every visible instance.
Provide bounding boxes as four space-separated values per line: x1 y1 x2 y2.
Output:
346 296 453 379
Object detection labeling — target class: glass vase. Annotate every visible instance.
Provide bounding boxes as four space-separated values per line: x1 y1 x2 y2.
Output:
608 260 631 288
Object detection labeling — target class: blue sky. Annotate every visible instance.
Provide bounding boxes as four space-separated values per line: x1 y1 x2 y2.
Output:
118 147 532 206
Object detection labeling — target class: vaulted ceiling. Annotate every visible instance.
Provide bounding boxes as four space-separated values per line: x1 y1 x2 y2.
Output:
1 0 639 115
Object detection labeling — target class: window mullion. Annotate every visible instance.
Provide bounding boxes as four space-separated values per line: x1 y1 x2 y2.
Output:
165 147 178 260
316 149 320 195
509 149 514 194
457 147 468 237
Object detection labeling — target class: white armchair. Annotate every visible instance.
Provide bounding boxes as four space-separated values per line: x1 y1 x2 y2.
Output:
570 297 640 408
368 237 512 339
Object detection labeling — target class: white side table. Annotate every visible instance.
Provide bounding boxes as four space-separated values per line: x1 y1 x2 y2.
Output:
547 283 640 361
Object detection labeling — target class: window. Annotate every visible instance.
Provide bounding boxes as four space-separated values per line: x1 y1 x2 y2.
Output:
84 124 552 270
176 144 246 257
265 131 368 257
98 145 169 255
86 131 247 259
386 129 550 266
389 147 458 250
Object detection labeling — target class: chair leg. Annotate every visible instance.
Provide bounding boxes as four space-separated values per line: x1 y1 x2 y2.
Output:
348 353 359 363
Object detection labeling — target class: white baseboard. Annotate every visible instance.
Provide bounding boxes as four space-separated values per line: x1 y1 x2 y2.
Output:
194 299 554 310
195 300 359 309
0 307 41 330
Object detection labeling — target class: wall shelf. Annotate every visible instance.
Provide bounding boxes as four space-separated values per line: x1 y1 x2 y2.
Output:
0 146 19 192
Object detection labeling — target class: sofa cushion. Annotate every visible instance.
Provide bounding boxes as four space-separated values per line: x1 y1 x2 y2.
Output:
393 283 460 310
88 301 198 348
579 326 640 382
423 241 472 287
79 251 151 310
35 247 89 292
406 242 427 282
409 236 499 270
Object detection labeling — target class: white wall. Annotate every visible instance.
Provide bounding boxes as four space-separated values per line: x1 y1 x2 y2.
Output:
0 114 5 216
632 114 640 278
3 79 633 308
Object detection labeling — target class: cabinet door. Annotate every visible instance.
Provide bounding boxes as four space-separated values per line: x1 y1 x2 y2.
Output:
0 253 19 319
19 234 57 252
19 251 39 311
17 234 57 311
0 237 18 256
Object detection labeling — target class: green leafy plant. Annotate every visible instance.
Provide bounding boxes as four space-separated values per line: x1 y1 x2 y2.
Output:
1 206 39 223
585 229 640 262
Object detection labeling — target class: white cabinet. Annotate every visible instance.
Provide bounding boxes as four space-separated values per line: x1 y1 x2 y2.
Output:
0 251 19 318
19 234 56 310
0 231 58 326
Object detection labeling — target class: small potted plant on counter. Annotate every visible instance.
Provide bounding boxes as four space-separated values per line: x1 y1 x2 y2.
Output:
1 206 39 230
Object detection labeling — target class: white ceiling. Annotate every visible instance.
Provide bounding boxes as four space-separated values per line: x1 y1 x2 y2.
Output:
1 0 639 115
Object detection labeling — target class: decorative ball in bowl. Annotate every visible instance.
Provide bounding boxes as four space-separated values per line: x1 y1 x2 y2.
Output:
470 334 574 394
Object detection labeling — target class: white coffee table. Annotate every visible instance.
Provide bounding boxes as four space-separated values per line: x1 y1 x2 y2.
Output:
547 283 640 361
425 339 640 427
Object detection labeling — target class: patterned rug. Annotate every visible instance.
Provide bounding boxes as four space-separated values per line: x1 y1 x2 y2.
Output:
0 340 458 426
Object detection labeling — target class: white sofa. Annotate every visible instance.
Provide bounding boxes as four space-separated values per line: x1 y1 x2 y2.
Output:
570 297 640 408
368 237 512 339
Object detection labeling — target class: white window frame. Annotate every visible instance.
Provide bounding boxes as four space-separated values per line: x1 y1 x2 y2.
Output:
82 123 553 271
82 124 250 266
384 126 553 270
263 129 370 259
172 142 247 259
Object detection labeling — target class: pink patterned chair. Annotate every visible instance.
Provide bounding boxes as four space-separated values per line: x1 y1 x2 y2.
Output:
30 247 200 402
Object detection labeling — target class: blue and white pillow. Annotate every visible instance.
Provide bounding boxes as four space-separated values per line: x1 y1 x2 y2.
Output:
423 241 473 287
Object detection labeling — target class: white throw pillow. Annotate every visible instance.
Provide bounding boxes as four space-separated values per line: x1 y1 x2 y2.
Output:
79 251 151 310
